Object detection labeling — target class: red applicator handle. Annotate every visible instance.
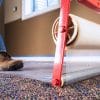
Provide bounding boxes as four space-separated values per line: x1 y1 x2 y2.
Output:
78 0 100 13
52 0 70 87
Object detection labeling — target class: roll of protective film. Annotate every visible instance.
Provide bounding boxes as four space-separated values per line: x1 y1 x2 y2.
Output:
68 14 100 49
52 14 78 46
52 14 100 85
52 14 100 49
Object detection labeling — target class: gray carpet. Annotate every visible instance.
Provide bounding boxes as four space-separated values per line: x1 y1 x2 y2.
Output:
0 61 99 99
0 73 99 100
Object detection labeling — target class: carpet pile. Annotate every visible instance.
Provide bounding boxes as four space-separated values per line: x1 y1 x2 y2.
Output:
0 73 99 100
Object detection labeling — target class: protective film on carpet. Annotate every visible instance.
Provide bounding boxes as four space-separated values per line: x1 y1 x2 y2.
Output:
0 73 99 100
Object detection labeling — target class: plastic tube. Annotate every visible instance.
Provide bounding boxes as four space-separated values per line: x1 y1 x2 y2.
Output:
52 14 100 85
68 14 100 49
52 14 100 49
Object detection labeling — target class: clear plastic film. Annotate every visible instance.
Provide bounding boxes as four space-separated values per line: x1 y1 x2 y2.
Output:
62 50 100 85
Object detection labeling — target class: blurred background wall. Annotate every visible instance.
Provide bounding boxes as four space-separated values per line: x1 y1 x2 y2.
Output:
4 0 100 56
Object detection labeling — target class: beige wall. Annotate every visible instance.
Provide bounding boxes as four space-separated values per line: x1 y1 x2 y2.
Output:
5 0 100 56
5 10 59 56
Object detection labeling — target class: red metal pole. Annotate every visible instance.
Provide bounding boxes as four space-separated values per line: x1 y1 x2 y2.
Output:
52 0 70 87
78 0 100 12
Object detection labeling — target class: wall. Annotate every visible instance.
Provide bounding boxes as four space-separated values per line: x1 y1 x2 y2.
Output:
5 10 59 56
5 0 100 56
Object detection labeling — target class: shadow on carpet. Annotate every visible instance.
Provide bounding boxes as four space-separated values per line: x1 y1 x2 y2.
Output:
0 73 99 100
